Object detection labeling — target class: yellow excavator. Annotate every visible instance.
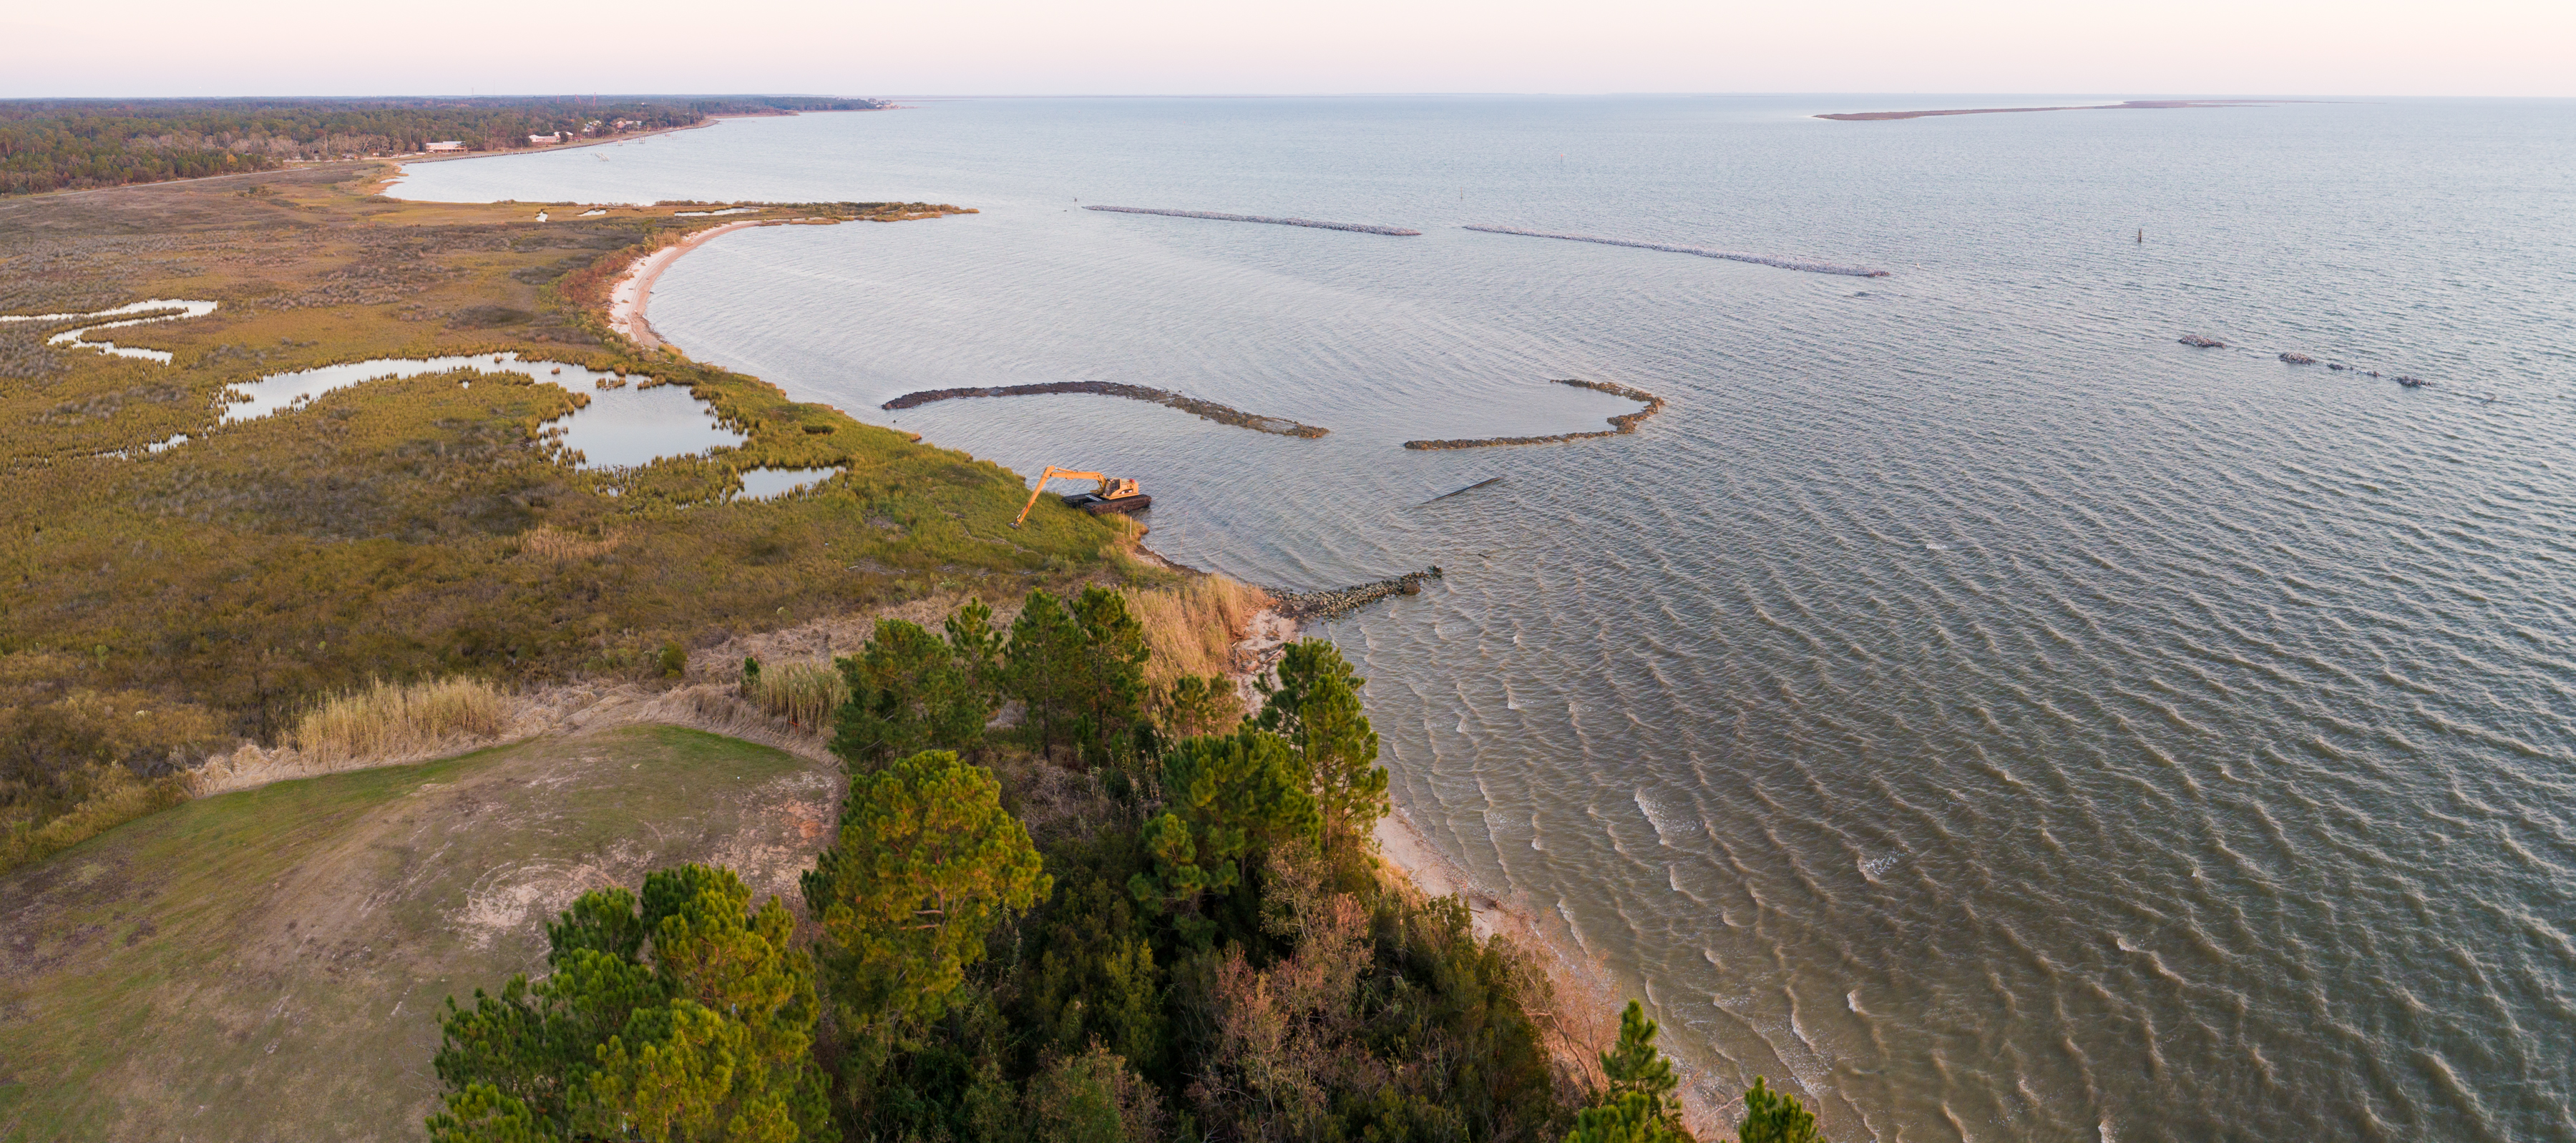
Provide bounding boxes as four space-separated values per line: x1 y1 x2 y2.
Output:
1012 466 1152 528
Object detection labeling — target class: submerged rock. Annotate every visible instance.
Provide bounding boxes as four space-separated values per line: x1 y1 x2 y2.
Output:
2179 333 2225 348
2279 351 2316 365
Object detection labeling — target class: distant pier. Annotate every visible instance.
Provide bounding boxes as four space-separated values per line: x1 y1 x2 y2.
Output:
1085 205 1421 237
1463 225 1889 278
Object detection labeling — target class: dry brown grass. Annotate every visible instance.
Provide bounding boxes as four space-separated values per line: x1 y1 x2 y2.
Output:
516 525 627 561
1121 574 1272 684
291 676 510 763
741 660 848 730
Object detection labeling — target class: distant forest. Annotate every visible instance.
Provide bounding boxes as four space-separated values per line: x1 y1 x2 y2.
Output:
0 95 884 195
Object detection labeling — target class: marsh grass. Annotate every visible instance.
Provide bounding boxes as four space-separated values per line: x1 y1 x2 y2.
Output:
0 166 1127 848
292 677 511 764
741 660 849 730
1122 574 1272 684
0 764 188 874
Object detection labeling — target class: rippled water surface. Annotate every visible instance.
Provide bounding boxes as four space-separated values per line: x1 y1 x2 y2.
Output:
396 97 2576 1141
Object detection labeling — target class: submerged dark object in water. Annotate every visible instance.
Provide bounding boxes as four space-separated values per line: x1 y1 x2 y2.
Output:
2179 333 2225 348
1463 224 1889 278
1420 476 1506 505
2395 375 2428 388
2280 351 2316 365
1062 491 1152 515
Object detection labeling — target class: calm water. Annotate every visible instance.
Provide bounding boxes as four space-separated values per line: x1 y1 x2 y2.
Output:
396 97 2576 1142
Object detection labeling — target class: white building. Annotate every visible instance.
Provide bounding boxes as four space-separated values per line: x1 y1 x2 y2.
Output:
424 141 466 152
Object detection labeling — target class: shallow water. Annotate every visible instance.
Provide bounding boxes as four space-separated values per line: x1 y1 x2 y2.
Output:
221 353 744 469
734 466 840 499
395 97 2576 1141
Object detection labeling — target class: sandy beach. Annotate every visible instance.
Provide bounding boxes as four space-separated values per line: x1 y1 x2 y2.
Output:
607 220 776 350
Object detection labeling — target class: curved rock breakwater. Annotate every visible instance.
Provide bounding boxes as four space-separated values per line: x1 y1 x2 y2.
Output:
1463 224 1890 278
1085 205 1421 237
1403 378 1664 451
881 381 1330 437
1269 566 1444 622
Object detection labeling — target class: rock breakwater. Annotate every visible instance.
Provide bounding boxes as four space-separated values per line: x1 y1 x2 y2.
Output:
1086 205 1421 237
1403 378 1664 451
882 381 1330 437
1269 566 1444 622
2179 333 2225 348
1462 224 1889 278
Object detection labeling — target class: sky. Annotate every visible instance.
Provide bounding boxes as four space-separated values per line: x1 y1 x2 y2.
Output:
5 0 2571 99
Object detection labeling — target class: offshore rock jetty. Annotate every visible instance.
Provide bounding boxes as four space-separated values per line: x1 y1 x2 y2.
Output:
1270 566 1444 621
881 381 1330 438
1463 224 1890 278
1085 205 1422 237
1404 378 1664 451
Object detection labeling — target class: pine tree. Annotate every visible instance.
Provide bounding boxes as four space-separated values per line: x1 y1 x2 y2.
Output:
1565 1000 1692 1143
1254 639 1390 845
1005 589 1090 761
1128 730 1321 912
800 750 1050 1031
1737 1076 1818 1143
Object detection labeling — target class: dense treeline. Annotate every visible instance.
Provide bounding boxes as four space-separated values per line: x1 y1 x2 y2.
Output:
428 587 1826 1142
0 95 883 195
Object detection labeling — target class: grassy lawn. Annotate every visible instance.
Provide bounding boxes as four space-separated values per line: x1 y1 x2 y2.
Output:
0 726 836 1142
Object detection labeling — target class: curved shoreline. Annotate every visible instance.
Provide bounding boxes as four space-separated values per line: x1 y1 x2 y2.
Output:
1086 205 1421 237
882 381 1330 438
1464 224 1888 278
1403 378 1664 450
606 219 776 350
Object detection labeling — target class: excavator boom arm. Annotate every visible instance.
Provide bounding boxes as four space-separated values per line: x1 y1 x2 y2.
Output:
1012 466 1108 527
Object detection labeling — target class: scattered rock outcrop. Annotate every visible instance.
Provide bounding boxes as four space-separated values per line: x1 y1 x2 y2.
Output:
882 381 1330 437
2279 351 2316 365
1404 378 1664 451
2179 333 2225 348
1269 566 1444 621
1085 205 1420 237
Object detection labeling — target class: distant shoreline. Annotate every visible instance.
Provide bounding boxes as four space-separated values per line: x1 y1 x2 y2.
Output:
1818 99 2312 121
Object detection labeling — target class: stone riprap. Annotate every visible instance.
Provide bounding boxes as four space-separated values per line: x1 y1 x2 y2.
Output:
1402 378 1664 451
1269 566 1445 622
1085 205 1421 237
881 381 1330 438
1462 224 1889 278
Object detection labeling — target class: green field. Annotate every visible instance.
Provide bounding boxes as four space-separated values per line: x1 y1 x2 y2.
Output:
0 726 834 1142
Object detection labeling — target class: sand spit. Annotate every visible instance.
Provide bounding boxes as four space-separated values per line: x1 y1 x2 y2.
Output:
1465 224 1888 278
1818 99 2306 122
1405 378 1664 451
882 380 1331 438
1086 205 1421 237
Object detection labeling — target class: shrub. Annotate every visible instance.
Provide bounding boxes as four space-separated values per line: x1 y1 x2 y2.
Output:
657 642 688 679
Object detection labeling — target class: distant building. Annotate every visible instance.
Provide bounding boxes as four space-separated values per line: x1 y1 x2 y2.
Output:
529 133 564 144
424 141 466 152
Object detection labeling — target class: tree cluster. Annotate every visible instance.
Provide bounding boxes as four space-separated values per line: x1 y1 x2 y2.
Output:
0 96 884 195
431 587 1826 1142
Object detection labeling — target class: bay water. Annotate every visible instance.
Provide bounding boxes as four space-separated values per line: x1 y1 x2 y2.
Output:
394 96 2576 1141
